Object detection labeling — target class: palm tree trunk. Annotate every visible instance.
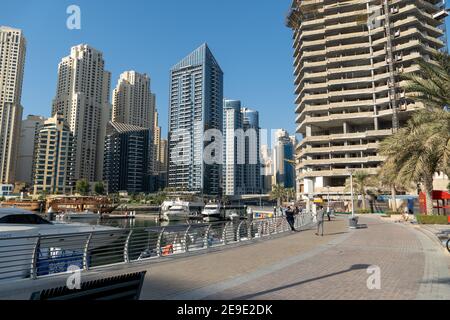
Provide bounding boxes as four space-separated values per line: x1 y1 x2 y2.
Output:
423 178 434 215
391 185 397 212
361 193 367 211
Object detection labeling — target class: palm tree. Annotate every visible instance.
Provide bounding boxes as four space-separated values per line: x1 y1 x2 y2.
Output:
270 185 286 207
402 52 450 111
345 170 377 211
286 188 296 202
379 110 450 215
378 163 400 213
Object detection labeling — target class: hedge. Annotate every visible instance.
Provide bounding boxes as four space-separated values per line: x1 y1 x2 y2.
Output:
416 215 449 225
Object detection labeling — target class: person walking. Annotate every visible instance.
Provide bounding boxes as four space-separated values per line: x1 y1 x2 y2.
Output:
326 205 331 221
315 205 325 236
247 206 254 222
285 206 296 231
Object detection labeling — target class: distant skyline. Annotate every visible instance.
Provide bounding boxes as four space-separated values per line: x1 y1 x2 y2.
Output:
0 0 298 138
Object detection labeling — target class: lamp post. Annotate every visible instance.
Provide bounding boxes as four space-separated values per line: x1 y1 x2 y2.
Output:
349 169 355 218
326 185 330 204
347 168 358 229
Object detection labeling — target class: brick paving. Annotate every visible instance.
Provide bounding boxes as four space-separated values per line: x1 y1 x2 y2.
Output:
205 218 426 300
2 215 448 300
137 216 450 300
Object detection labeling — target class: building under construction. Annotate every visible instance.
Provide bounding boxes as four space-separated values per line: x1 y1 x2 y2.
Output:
287 0 447 200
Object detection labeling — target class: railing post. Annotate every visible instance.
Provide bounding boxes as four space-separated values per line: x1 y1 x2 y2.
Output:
204 225 212 248
83 233 93 270
247 221 253 240
30 236 40 280
222 222 229 245
257 221 263 238
237 221 245 242
183 226 191 253
157 228 165 257
123 230 133 263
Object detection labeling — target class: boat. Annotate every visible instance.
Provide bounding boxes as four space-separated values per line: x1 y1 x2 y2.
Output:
0 199 43 212
0 208 119 281
46 196 118 214
160 200 204 221
202 202 224 222
57 210 101 220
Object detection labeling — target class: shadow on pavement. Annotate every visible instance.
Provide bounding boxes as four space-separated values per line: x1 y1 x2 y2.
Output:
233 264 372 300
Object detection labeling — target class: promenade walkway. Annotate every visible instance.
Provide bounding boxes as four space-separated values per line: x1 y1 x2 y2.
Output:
138 215 450 300
0 215 448 300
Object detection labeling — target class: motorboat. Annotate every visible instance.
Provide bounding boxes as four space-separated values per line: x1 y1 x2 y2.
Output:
202 202 223 222
160 200 204 221
161 204 190 221
57 210 101 220
0 208 119 281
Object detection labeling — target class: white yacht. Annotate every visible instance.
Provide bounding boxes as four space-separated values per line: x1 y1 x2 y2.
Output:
160 200 204 221
0 208 118 281
202 202 223 222
57 210 101 220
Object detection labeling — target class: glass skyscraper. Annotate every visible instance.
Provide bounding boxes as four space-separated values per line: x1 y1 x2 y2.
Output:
168 44 223 195
223 100 262 196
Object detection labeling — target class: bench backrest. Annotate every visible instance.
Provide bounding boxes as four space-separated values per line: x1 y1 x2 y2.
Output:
30 271 147 300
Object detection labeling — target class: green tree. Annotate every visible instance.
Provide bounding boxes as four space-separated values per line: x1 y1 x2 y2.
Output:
286 188 296 202
379 110 450 215
75 179 90 196
345 170 377 211
378 162 407 213
94 182 105 195
402 52 450 111
270 185 286 207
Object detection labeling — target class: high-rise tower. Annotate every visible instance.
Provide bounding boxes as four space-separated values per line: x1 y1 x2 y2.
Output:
168 44 224 195
286 0 447 199
52 44 111 182
0 26 26 183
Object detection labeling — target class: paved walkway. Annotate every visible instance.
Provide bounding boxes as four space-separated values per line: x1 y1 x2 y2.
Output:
138 216 450 300
1 215 448 300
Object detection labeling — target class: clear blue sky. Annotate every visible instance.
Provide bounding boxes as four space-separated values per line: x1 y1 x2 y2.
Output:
2 1 449 139
0 0 297 138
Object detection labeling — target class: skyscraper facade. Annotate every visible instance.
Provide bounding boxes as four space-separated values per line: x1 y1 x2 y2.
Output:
242 107 262 194
286 0 447 198
112 70 155 179
223 100 262 196
168 44 223 195
273 129 295 189
112 71 155 130
0 26 26 184
103 122 150 194
52 44 111 183
32 113 74 195
16 115 46 184
153 111 162 174
223 100 244 196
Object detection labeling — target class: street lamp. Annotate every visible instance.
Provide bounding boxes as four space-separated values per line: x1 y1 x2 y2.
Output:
348 168 358 228
349 169 355 218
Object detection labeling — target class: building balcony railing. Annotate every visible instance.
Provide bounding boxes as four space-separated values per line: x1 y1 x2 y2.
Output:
298 167 379 179
299 142 380 157
298 129 393 146
298 155 386 168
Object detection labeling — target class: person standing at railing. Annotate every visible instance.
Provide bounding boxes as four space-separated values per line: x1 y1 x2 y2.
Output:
285 206 296 232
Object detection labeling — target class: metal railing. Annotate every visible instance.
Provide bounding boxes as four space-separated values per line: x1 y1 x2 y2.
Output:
0 214 313 283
